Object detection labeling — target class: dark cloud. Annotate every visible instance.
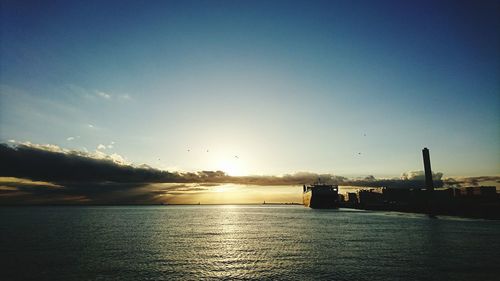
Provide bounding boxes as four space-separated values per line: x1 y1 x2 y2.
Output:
0 180 213 205
341 178 442 189
227 172 349 186
339 171 444 189
0 143 221 204
226 171 444 189
442 176 500 187
0 143 447 189
0 142 497 205
0 143 184 183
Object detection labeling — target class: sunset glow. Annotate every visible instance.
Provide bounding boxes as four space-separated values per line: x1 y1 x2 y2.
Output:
0 0 498 205
217 159 245 177
1 2 499 281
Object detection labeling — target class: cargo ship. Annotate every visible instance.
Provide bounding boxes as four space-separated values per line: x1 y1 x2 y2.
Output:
303 181 340 208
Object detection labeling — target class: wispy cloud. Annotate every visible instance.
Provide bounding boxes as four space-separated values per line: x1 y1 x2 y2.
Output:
97 144 106 150
95 90 132 101
66 136 80 141
1 84 92 135
119 94 132 101
96 91 111 99
65 84 131 102
0 177 63 189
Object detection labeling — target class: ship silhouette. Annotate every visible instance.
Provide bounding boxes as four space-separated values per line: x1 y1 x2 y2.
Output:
303 179 339 208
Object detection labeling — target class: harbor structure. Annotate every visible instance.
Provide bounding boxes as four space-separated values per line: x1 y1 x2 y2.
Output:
422 147 434 191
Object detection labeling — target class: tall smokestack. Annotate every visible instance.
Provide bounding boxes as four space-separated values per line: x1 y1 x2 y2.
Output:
422 147 434 191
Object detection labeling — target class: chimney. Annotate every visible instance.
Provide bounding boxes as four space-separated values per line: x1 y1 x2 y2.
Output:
422 148 434 191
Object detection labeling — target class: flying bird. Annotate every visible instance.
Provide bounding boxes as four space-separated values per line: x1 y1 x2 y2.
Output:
234 155 239 159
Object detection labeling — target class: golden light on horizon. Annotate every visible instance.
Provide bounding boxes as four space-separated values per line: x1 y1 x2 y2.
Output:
213 185 229 193
161 184 302 205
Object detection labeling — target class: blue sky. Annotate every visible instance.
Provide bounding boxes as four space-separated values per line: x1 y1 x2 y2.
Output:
1 0 499 177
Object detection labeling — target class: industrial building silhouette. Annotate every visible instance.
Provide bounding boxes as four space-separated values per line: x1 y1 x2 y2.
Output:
340 148 499 219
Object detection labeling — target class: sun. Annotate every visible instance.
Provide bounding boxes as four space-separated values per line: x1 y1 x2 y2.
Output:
218 159 244 176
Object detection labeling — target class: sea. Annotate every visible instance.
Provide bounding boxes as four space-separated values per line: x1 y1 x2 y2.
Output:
1 205 499 281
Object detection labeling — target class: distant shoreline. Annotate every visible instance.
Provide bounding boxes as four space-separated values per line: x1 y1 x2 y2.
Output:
0 203 303 207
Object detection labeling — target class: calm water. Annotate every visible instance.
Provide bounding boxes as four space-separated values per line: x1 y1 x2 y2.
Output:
1 206 499 281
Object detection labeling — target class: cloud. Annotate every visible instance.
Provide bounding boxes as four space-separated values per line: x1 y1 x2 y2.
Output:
0 142 185 204
119 94 132 100
442 176 500 187
95 90 132 102
400 170 443 181
0 142 237 204
66 137 75 141
0 177 63 189
66 84 131 103
221 171 444 189
87 124 94 128
108 153 125 163
0 177 210 205
0 178 142 205
96 91 111 99
0 142 213 184
225 172 348 186
0 142 497 205
0 141 450 190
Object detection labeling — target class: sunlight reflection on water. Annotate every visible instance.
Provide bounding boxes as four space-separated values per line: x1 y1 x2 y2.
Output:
1 206 500 280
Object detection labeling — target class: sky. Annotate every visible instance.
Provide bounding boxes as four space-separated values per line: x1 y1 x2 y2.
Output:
1 0 499 181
